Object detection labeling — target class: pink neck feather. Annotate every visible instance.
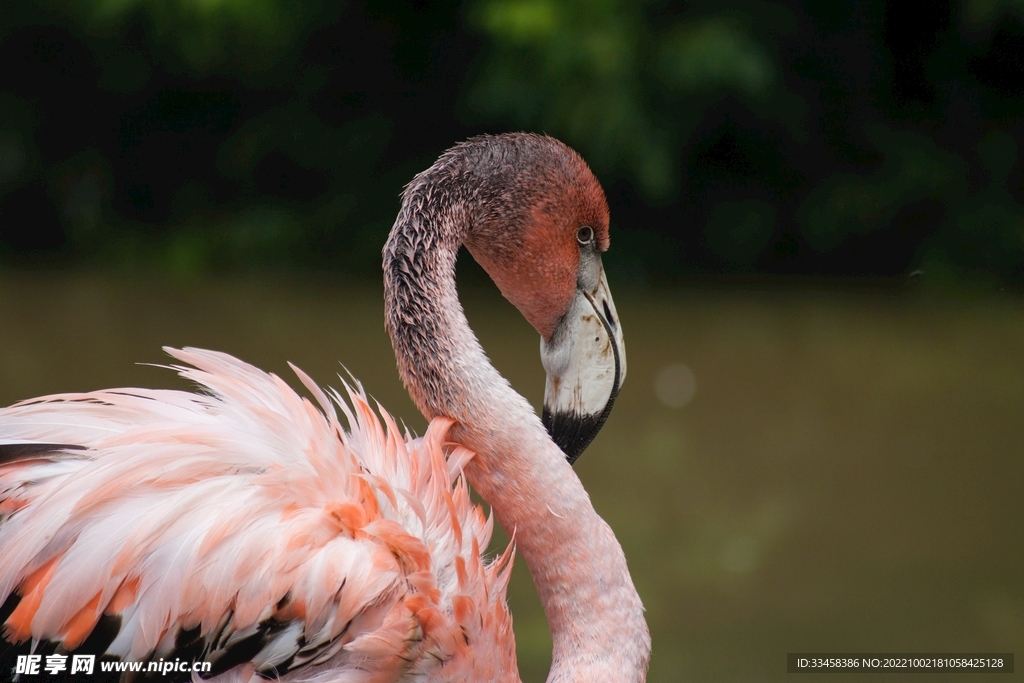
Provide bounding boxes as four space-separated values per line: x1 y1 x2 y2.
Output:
383 158 650 682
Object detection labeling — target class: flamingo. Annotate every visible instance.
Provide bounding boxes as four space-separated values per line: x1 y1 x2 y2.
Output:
0 134 650 682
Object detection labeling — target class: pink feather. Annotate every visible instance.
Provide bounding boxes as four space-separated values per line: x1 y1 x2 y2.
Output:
0 347 516 681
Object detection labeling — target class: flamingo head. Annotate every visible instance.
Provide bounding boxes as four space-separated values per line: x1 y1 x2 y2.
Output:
461 134 627 464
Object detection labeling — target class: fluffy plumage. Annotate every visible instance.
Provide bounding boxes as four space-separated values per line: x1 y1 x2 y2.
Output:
0 347 516 682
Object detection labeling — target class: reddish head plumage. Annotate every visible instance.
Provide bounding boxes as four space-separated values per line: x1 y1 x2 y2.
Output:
459 134 611 340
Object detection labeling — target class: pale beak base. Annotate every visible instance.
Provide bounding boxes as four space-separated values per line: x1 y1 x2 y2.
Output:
540 265 625 463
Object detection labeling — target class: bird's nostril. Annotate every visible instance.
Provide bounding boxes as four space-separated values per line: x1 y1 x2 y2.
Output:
602 299 615 329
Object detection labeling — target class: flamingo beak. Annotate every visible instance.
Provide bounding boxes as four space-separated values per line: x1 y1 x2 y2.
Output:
540 262 626 464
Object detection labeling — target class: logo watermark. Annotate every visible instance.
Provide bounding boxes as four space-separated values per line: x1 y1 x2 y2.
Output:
14 654 212 678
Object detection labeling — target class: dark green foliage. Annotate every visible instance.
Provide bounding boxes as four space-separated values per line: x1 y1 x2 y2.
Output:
0 0 1021 284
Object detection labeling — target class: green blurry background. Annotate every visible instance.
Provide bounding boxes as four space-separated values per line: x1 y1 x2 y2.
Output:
0 1 1023 681
1 0 1023 282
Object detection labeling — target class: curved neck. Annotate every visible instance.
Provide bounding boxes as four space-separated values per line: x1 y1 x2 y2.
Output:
383 178 650 683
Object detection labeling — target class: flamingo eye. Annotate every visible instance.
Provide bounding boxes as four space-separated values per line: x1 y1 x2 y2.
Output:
576 226 594 245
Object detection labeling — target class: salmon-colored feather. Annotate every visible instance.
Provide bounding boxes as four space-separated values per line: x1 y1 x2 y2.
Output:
60 591 102 650
0 348 516 682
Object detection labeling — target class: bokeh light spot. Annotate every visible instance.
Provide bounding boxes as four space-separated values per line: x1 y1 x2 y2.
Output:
654 362 696 408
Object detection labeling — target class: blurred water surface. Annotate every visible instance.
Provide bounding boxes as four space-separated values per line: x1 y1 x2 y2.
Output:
1 273 1022 682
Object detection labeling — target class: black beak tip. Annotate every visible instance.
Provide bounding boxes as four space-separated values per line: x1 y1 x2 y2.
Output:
542 406 605 465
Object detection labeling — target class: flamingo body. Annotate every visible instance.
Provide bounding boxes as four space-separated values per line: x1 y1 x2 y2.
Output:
0 348 516 682
1 133 650 683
